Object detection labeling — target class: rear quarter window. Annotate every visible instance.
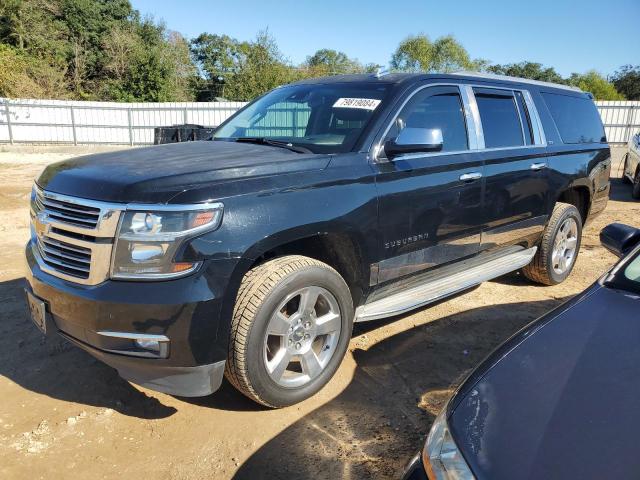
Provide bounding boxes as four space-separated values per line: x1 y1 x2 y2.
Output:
541 92 606 144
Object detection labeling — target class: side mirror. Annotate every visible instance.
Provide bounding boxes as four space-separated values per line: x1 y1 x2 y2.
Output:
600 223 640 258
384 128 443 159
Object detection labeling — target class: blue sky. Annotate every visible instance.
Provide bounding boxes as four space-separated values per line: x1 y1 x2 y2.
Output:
131 0 638 77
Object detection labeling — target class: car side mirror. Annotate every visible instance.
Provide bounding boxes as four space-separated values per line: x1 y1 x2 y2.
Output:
600 223 640 258
384 128 443 159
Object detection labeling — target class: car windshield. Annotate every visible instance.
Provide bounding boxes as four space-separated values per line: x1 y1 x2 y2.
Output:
623 254 640 286
213 82 390 154
608 248 640 294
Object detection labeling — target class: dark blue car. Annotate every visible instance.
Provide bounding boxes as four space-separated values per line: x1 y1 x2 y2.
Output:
404 223 640 480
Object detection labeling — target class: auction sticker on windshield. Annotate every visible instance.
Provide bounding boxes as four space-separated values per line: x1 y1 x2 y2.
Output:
333 98 381 110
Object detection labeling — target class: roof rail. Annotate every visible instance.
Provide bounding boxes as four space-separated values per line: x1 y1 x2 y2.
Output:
372 66 390 79
451 71 582 92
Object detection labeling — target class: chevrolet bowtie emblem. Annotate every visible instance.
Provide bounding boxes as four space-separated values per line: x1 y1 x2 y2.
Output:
35 211 51 236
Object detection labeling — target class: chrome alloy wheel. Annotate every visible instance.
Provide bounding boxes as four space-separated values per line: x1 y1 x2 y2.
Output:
552 217 579 275
263 286 342 388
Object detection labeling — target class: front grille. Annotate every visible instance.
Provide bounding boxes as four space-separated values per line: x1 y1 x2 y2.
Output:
36 236 91 279
30 186 123 285
33 188 101 229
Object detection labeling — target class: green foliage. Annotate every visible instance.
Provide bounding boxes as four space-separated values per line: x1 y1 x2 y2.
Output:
0 6 635 103
0 44 62 97
567 70 625 100
304 49 364 75
0 0 195 100
611 65 640 100
488 61 565 84
191 30 299 101
390 34 485 73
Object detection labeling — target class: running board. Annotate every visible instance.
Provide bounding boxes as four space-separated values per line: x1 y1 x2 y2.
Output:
355 247 537 322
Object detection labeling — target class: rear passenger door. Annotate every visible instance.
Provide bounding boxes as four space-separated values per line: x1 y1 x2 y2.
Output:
473 87 551 250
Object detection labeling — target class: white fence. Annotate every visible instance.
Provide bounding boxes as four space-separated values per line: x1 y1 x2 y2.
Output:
595 101 640 144
0 98 246 145
0 97 638 146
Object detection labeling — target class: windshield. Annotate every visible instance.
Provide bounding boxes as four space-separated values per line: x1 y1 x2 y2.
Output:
607 248 640 294
213 83 390 154
624 254 640 286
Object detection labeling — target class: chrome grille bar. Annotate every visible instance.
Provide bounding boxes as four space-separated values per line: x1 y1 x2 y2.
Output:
34 189 101 229
30 185 124 285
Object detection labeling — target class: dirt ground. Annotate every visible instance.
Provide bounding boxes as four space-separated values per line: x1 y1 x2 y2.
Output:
0 146 637 480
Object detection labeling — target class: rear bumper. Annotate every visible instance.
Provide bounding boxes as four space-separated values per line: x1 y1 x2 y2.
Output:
25 241 237 397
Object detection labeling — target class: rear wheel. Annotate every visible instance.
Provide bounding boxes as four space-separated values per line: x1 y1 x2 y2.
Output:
523 203 582 285
225 255 353 408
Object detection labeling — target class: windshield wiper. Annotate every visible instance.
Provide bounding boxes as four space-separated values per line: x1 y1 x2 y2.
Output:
234 137 312 154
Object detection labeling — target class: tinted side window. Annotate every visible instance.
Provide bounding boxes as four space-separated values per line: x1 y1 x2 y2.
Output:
541 92 606 144
474 89 524 148
388 86 468 152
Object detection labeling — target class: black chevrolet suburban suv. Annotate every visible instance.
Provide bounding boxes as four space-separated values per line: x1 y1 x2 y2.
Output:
24 72 610 408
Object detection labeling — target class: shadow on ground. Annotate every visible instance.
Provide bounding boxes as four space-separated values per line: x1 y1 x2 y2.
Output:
0 278 177 419
232 293 569 479
609 177 636 203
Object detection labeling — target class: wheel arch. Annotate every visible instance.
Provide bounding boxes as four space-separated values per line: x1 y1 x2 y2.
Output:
556 184 591 225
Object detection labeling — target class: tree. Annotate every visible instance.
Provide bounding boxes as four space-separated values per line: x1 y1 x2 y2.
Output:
191 30 296 101
567 70 625 100
227 30 297 101
305 49 364 75
611 65 640 100
190 33 246 99
390 34 484 73
488 61 565 84
0 0 197 100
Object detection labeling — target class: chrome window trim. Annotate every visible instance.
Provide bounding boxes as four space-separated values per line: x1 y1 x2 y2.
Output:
470 85 547 149
459 85 480 150
372 81 548 162
522 89 547 145
513 91 528 144
461 85 484 149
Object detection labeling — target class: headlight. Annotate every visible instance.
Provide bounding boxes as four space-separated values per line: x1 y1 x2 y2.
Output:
423 408 475 480
111 203 223 280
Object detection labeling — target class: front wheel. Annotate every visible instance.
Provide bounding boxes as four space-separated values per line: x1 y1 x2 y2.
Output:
225 255 353 408
523 203 582 285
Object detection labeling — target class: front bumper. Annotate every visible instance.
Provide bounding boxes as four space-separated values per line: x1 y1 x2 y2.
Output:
25 242 236 397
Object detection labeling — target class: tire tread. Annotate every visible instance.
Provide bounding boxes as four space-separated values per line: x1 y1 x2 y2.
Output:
522 202 581 285
225 255 342 408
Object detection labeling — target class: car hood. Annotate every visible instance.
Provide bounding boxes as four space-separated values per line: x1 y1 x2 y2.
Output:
37 141 332 204
448 284 640 480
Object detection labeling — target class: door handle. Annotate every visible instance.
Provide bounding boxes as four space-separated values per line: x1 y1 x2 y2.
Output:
530 162 547 171
459 172 482 182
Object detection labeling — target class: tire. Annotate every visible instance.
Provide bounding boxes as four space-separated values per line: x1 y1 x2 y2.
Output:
225 255 354 408
522 202 582 286
632 169 640 199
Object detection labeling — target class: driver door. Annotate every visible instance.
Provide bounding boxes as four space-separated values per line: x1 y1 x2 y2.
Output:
373 84 484 284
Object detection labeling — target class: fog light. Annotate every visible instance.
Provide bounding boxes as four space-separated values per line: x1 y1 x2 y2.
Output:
135 338 161 352
97 331 170 358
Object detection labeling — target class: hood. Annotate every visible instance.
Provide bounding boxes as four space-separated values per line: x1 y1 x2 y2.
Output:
449 284 640 480
37 141 331 204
